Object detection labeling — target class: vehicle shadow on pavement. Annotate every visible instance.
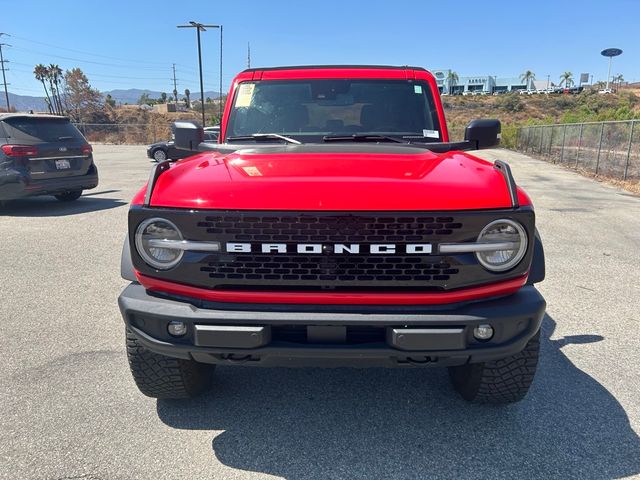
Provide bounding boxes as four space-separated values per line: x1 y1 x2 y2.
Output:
157 314 640 480
0 195 126 217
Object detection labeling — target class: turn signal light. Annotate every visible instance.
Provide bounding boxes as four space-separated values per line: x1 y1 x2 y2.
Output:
1 145 39 157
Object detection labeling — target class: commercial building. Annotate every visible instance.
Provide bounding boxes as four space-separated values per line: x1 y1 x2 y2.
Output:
432 70 533 94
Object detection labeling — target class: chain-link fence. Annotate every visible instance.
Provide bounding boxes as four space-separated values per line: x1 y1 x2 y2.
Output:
517 120 639 180
74 123 173 145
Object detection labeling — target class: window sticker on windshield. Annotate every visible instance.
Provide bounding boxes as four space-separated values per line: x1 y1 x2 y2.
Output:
236 83 255 107
414 85 423 94
423 129 439 138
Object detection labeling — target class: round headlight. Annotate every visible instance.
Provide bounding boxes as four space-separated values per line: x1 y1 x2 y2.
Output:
135 218 184 270
476 219 527 272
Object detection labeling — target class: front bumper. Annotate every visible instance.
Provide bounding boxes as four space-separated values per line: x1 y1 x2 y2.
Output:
119 283 546 368
0 164 99 200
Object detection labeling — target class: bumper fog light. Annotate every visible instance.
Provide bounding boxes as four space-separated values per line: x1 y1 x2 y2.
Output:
168 321 188 337
473 324 494 341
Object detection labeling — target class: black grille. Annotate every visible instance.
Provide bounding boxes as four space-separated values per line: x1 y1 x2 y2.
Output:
200 255 459 284
197 214 463 242
192 213 465 290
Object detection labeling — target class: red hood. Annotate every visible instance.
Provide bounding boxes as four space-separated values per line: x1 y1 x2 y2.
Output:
145 145 528 211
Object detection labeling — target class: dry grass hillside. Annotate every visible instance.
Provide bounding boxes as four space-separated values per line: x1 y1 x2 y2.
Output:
443 87 640 146
80 108 198 144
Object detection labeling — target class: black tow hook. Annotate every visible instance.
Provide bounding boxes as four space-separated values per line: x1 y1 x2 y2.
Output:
220 353 254 364
404 356 436 365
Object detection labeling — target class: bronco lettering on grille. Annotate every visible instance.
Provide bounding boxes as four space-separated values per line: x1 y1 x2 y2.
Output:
225 243 432 254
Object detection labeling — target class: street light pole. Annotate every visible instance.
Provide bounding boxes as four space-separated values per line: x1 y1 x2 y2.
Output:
219 25 223 120
177 21 220 126
601 48 623 92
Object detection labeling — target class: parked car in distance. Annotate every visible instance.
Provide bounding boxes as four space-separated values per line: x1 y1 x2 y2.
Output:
598 88 613 94
147 130 218 162
203 125 220 137
0 114 98 202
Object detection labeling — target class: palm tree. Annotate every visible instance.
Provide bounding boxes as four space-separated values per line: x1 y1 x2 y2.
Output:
613 74 624 92
184 88 191 108
446 71 459 95
559 72 573 88
520 70 536 89
33 64 53 113
49 64 64 114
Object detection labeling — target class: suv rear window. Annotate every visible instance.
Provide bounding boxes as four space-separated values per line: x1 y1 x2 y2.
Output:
1 117 85 144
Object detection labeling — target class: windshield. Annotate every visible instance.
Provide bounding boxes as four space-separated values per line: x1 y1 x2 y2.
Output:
225 79 442 143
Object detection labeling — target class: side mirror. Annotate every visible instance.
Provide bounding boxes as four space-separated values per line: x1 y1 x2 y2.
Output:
464 119 501 149
173 120 204 151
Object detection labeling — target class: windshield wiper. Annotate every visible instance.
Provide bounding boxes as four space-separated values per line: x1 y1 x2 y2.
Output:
226 133 302 145
322 134 409 144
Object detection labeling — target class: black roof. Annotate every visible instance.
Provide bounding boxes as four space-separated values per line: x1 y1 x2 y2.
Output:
241 65 427 73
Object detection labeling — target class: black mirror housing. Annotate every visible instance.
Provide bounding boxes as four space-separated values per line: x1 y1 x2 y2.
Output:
173 120 204 151
464 119 501 149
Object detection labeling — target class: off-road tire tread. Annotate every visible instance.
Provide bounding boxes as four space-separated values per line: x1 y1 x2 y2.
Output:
125 328 213 399
449 330 540 403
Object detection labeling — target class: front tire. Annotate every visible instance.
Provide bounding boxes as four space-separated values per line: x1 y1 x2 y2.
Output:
125 328 213 399
152 149 167 162
54 190 82 202
448 330 540 403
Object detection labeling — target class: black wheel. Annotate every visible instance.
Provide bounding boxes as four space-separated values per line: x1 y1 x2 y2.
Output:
448 330 540 403
54 190 82 202
153 149 167 162
125 328 213 399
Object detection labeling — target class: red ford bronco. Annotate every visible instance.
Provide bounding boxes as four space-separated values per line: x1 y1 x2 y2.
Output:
119 65 545 403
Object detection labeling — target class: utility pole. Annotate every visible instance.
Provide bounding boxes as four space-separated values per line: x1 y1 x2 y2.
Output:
546 74 550 90
247 42 251 68
0 33 10 111
172 63 178 104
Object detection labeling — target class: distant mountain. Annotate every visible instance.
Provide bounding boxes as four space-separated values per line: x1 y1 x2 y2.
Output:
5 92 48 112
4 88 222 113
104 89 221 105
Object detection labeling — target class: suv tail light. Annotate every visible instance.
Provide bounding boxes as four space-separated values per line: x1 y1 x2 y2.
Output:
81 144 93 155
1 145 39 157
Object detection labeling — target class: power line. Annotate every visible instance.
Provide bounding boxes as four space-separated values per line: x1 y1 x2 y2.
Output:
9 34 169 66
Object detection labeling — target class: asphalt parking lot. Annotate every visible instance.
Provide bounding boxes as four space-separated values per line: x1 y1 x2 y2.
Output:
2 145 639 480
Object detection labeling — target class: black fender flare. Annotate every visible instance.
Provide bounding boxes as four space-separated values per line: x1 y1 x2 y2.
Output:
527 229 545 285
121 234 136 282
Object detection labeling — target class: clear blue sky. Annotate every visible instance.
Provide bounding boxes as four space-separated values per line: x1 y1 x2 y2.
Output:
2 0 638 97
